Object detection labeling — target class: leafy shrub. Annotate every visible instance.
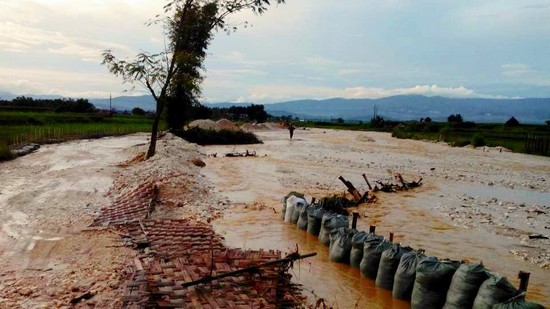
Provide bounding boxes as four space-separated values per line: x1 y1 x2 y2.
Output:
471 133 486 147
174 127 262 145
450 139 470 147
0 143 14 161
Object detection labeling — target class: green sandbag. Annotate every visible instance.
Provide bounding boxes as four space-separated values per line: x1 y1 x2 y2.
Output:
473 273 518 309
443 262 489 309
307 207 326 236
411 256 461 309
393 250 425 300
296 204 312 231
375 244 413 290
291 202 306 224
319 213 348 246
360 237 392 279
493 298 545 309
350 231 369 268
329 227 358 263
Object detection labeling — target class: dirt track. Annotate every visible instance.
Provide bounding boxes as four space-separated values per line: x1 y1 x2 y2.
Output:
0 128 548 307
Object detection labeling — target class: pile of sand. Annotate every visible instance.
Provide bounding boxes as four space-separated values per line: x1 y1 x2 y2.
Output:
188 119 241 132
187 119 219 131
241 122 283 131
216 118 240 131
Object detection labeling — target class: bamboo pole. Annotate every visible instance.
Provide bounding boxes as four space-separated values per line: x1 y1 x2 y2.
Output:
181 252 317 288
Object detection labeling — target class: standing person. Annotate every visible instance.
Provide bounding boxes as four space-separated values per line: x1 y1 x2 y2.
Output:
288 123 295 139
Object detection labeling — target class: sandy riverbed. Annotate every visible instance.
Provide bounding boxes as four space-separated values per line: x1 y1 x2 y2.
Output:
0 127 548 307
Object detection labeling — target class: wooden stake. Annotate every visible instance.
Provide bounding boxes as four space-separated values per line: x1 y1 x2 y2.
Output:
338 176 362 201
369 225 376 234
362 173 373 190
389 232 394 242
351 212 359 229
518 271 530 293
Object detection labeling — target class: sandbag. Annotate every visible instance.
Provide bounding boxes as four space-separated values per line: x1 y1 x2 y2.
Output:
281 192 304 220
329 227 358 263
411 256 461 309
284 195 307 223
443 262 489 309
360 237 391 279
473 273 518 309
296 204 312 231
319 213 349 246
307 207 326 236
291 202 306 224
376 244 413 290
493 298 545 309
350 231 369 268
393 250 425 300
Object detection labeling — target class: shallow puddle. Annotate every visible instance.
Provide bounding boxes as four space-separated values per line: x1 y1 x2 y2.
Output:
456 184 550 206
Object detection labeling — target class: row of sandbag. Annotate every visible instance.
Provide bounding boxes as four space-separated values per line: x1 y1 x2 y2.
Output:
281 193 545 309
11 143 40 157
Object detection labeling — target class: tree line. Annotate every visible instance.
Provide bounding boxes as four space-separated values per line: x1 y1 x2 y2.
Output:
0 96 96 113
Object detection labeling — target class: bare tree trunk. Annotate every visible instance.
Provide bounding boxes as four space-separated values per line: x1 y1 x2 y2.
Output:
146 100 164 159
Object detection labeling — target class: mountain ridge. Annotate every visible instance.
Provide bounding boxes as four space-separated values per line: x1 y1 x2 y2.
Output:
1 91 549 124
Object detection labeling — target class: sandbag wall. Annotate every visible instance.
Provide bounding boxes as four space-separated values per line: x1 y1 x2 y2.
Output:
281 193 545 309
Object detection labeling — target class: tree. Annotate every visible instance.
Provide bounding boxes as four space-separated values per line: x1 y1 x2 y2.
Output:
102 0 285 159
505 116 520 127
132 107 146 116
447 114 463 123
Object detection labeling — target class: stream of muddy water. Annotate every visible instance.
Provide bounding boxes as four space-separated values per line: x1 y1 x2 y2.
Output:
205 129 549 308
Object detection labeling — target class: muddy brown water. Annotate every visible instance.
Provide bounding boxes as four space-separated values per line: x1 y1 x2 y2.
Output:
213 206 410 308
205 129 549 307
213 204 548 308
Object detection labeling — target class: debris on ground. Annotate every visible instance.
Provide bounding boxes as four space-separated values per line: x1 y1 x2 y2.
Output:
225 150 258 157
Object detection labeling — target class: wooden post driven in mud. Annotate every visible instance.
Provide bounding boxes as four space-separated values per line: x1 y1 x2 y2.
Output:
389 232 394 242
338 176 362 200
181 252 317 288
351 212 359 229
362 173 373 190
369 225 376 234
518 271 531 293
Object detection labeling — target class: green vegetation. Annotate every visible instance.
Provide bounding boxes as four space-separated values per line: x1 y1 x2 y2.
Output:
0 110 153 161
391 120 550 155
173 127 262 146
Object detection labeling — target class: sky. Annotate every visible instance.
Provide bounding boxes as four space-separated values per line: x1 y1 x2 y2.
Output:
1 0 550 103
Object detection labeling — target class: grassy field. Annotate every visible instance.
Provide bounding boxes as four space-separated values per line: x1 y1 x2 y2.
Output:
0 111 154 161
296 120 550 156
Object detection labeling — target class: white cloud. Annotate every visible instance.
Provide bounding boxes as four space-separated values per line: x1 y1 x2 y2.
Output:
501 63 550 86
305 56 341 66
342 85 504 99
204 84 505 103
337 69 363 76
501 63 536 77
0 68 145 98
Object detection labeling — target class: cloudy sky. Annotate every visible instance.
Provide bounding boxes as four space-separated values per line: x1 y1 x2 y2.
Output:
1 0 549 103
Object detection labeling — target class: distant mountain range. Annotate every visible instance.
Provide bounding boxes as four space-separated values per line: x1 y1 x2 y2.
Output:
207 95 550 124
2 91 549 124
